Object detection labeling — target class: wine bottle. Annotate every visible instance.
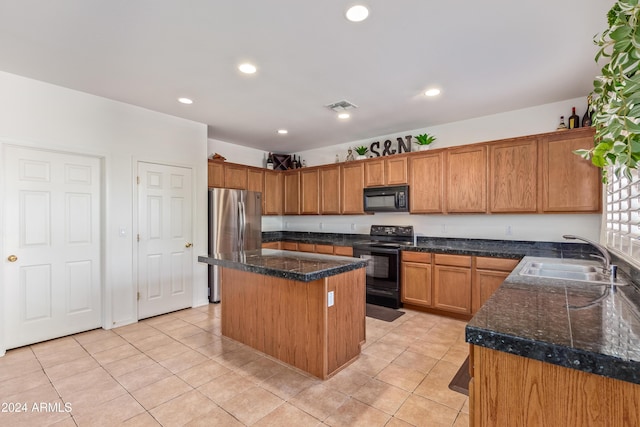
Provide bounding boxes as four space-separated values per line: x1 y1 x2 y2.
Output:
568 107 579 129
293 155 299 169
266 152 274 170
582 97 593 127
557 116 567 130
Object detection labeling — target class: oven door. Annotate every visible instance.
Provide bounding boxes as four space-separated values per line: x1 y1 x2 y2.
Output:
353 245 399 292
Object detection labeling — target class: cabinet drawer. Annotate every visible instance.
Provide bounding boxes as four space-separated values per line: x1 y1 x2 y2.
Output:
434 254 471 267
298 243 316 253
281 241 298 251
334 246 353 256
402 251 431 263
475 257 519 271
261 241 281 249
315 244 334 254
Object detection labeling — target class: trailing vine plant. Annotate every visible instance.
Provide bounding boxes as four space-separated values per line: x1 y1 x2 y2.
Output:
574 0 640 182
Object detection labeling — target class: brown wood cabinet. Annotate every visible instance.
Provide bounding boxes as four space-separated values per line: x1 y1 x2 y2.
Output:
472 257 519 313
263 170 283 215
489 138 538 213
333 246 353 256
409 152 444 213
315 244 334 254
320 165 341 214
401 251 432 307
364 156 408 187
261 241 281 249
247 167 264 194
283 170 300 215
471 345 640 427
224 163 248 189
207 160 224 188
281 241 298 251
446 145 487 213
300 168 320 214
433 254 472 314
297 242 316 253
341 163 365 214
541 127 601 213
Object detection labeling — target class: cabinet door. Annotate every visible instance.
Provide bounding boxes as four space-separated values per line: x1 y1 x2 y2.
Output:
472 269 509 313
281 241 298 251
300 169 320 214
409 152 444 213
333 246 353 256
386 156 408 185
208 161 224 188
489 138 538 212
446 145 487 213
247 167 264 194
364 159 385 187
261 241 281 249
320 166 341 214
401 261 432 307
541 128 601 212
263 170 283 215
283 171 300 215
315 244 334 254
341 163 365 214
298 243 315 253
224 164 248 189
433 264 472 314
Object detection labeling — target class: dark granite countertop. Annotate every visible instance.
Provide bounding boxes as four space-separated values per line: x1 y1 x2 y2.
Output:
466 256 640 385
198 249 367 282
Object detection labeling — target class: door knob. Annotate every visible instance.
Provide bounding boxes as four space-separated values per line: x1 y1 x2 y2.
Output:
7 255 17 262
185 242 193 248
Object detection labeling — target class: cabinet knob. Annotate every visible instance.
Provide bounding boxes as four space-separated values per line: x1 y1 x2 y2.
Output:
7 255 18 262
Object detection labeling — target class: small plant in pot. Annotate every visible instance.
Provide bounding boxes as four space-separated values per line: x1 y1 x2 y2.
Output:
415 133 436 150
354 145 369 159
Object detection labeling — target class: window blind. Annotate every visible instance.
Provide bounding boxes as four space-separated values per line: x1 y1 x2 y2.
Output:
605 167 640 265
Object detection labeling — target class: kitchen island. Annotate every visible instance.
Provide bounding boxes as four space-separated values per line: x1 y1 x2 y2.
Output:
466 256 640 426
198 249 367 379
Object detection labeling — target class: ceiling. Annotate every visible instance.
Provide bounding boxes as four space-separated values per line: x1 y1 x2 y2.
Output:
0 1 611 153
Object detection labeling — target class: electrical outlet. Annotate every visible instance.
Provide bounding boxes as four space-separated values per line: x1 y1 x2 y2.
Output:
328 291 334 307
506 225 512 236
441 224 447 233
351 223 356 231
319 222 324 230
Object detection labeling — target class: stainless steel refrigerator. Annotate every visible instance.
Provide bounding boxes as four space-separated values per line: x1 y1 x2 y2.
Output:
208 188 262 303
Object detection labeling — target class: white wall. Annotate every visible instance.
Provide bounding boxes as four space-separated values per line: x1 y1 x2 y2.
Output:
0 72 209 340
208 138 267 167
287 96 601 242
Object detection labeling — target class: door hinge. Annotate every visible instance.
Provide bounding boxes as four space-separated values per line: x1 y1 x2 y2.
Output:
137 292 140 301
137 176 140 185
137 234 140 242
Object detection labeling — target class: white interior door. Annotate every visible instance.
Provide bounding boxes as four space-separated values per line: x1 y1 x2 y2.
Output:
137 162 193 319
3 145 102 349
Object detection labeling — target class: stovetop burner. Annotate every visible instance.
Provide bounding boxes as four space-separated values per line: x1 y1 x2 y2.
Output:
354 225 414 248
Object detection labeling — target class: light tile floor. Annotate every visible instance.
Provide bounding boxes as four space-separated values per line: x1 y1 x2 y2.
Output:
0 305 470 427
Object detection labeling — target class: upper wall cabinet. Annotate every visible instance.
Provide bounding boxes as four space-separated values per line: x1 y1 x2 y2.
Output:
263 170 283 215
446 145 487 213
489 137 538 213
320 165 341 214
409 152 444 213
300 168 320 214
247 167 264 194
283 170 300 215
364 157 408 187
208 161 225 188
341 162 365 214
224 163 248 189
541 127 601 213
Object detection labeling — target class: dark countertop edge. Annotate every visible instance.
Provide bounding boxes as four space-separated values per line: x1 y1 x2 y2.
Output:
466 325 640 385
197 255 367 282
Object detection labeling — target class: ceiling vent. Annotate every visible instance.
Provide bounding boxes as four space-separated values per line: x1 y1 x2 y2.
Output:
325 99 358 112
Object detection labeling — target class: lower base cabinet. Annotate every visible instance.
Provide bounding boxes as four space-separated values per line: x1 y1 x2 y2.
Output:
263 241 354 257
401 251 518 318
470 345 640 426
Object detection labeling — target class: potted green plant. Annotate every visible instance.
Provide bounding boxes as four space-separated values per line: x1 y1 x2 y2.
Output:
574 0 640 182
414 133 437 151
354 145 369 160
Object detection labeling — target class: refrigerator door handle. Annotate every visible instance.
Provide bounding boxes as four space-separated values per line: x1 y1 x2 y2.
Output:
238 201 245 251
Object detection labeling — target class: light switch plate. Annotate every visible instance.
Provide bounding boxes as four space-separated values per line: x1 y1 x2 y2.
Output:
328 291 334 307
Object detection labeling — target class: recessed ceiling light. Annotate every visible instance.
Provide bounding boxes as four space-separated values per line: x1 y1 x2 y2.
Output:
277 129 288 134
338 112 350 119
178 97 193 104
425 88 441 97
346 5 369 22
238 63 257 74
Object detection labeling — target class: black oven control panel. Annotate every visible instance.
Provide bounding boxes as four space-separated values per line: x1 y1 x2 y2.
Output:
370 225 414 238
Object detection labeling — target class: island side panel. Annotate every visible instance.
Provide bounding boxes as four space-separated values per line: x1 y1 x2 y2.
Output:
326 267 366 376
220 267 326 378
472 345 640 427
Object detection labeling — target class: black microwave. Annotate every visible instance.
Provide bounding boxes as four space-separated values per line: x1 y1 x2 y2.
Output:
363 185 409 213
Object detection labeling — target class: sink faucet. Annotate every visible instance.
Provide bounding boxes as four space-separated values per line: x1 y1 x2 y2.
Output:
562 235 614 277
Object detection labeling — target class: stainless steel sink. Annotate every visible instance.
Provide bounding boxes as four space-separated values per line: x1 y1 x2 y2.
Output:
519 260 611 284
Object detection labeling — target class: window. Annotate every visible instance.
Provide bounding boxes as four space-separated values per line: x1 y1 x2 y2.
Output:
605 167 640 265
